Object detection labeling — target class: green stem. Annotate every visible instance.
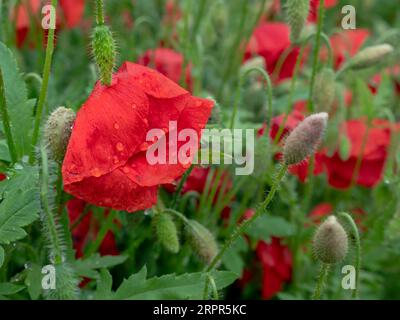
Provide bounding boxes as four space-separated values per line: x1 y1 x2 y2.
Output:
307 0 325 112
230 67 273 129
338 212 361 299
203 273 218 300
40 145 63 265
312 263 330 300
350 123 370 188
29 0 58 163
0 68 17 163
171 165 194 209
96 0 105 25
205 164 288 272
85 210 117 256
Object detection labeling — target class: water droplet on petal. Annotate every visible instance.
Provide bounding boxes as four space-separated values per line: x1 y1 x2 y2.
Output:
140 142 148 151
195 101 202 107
91 168 101 177
132 103 137 109
116 142 124 151
114 123 120 129
182 162 191 169
113 156 119 164
143 118 149 126
162 127 168 133
122 167 130 174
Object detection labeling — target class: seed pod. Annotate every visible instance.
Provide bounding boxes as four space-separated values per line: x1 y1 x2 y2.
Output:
283 112 328 165
286 0 310 43
312 68 336 112
91 25 116 85
185 220 218 265
44 107 75 162
153 213 180 254
347 44 394 70
313 216 348 264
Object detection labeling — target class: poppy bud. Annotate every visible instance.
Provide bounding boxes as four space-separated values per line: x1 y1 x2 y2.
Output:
313 216 348 264
91 25 116 85
312 68 336 112
45 263 79 300
44 107 75 162
283 112 328 165
185 220 218 265
240 56 266 76
153 212 180 254
347 44 394 70
286 0 310 43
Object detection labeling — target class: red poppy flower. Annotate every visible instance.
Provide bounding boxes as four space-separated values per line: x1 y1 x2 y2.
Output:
244 22 300 83
13 0 85 47
308 0 338 23
321 119 398 189
138 48 192 91
309 202 334 224
62 62 214 212
66 198 119 258
0 173 6 181
256 238 292 299
321 29 370 69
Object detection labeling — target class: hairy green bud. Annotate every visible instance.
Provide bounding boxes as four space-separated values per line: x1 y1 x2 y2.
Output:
313 216 348 264
91 25 116 86
312 68 336 112
153 213 180 254
347 44 394 70
286 0 310 43
44 107 75 162
185 220 218 265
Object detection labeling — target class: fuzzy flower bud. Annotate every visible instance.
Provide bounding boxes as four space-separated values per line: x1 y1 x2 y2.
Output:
283 112 328 165
185 220 218 265
312 68 336 112
313 216 348 264
347 44 394 70
91 25 116 85
286 0 310 43
44 107 75 162
153 213 180 254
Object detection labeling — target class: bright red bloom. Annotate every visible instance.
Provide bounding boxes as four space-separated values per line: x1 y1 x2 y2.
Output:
321 119 398 189
62 63 213 212
138 48 192 91
13 0 85 47
321 29 370 69
245 22 300 83
308 0 338 23
309 202 333 224
0 173 6 181
256 238 292 299
66 198 119 258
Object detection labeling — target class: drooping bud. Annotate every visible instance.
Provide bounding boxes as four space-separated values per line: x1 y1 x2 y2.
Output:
185 220 218 264
283 112 328 165
347 44 394 70
312 68 336 112
91 25 116 85
286 0 310 43
240 56 266 76
44 107 75 162
313 216 348 264
153 212 180 254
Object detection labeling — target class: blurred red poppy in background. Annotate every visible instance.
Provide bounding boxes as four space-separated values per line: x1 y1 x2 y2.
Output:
244 22 300 83
138 48 192 91
13 0 86 47
321 119 398 189
62 63 213 212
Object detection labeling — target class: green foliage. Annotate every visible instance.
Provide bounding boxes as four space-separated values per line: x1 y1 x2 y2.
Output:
0 166 39 244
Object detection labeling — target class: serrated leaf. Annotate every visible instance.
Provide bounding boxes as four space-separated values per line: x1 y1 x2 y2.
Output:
0 283 24 295
0 42 33 158
94 269 113 300
0 166 40 244
25 263 42 300
73 254 128 278
114 266 237 300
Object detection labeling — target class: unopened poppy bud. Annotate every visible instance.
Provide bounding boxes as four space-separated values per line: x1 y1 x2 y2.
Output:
347 44 394 70
185 220 218 264
286 0 310 43
153 213 180 254
312 68 336 112
313 216 348 264
283 112 328 165
44 107 75 162
91 25 116 86
240 56 266 76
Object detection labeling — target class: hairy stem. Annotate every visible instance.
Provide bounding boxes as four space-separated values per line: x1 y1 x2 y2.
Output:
312 263 330 300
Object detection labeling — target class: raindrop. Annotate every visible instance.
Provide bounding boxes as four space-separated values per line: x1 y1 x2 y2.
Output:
116 142 124 151
91 168 102 177
114 123 120 130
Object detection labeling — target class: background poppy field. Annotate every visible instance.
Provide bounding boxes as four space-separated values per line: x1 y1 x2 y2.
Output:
0 0 399 300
